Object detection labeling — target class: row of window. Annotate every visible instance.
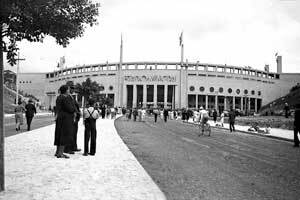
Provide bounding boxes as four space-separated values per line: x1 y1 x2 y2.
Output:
20 81 32 84
190 86 261 96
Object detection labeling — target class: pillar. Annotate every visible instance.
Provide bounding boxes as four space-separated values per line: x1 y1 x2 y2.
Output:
122 84 127 108
205 95 208 110
255 98 257 113
133 84 137 108
154 84 157 108
195 94 198 109
248 97 251 113
233 96 235 110
241 97 243 111
143 84 147 108
224 96 227 111
215 95 218 110
175 85 179 109
164 84 168 108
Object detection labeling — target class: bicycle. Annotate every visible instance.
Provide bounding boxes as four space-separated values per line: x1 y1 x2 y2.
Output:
198 121 211 136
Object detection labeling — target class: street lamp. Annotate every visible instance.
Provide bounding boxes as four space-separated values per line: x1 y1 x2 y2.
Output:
15 52 25 104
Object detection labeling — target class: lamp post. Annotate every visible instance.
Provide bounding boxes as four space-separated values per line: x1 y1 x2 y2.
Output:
15 52 25 104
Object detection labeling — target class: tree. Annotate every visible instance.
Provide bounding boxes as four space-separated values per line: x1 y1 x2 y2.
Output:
0 0 99 191
75 78 101 106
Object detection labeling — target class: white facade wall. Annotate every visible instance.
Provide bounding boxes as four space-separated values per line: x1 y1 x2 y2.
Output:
19 62 300 110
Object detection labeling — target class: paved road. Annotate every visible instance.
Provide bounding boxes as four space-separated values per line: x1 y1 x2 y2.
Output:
115 116 300 200
4 114 55 137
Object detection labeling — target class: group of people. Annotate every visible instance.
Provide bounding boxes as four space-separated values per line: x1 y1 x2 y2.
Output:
14 99 37 131
54 85 100 159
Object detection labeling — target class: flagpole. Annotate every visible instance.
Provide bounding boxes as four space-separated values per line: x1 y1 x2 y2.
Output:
118 33 123 107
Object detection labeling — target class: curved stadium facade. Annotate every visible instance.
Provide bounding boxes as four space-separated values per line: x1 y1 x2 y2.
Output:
18 58 299 113
19 57 300 112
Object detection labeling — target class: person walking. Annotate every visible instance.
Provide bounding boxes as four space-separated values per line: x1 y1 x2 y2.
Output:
220 111 225 127
293 103 300 147
15 100 26 131
54 85 76 159
25 99 37 131
83 98 100 156
228 107 236 132
163 108 169 122
284 103 290 118
153 108 159 122
213 109 218 124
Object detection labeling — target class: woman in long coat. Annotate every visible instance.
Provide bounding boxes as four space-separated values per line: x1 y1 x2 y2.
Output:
54 85 76 158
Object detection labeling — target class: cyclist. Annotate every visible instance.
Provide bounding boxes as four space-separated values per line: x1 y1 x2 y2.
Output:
198 106 209 136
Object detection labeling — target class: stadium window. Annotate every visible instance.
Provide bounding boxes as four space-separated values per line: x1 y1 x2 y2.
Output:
219 87 223 93
200 86 205 92
190 86 195 91
210 87 214 92
258 91 261 96
244 89 248 94
109 86 113 91
251 90 255 95
236 89 240 94
228 88 232 93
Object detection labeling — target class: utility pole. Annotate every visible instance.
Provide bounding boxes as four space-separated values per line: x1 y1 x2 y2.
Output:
15 52 25 104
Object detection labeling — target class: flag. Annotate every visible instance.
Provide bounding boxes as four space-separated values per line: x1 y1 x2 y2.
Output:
179 32 183 46
59 56 65 69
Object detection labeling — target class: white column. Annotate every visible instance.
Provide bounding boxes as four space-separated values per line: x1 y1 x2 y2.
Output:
255 98 257 113
154 84 157 107
241 97 243 111
248 98 251 112
215 95 218 110
175 85 179 109
195 94 198 109
143 84 147 108
164 84 168 108
133 84 137 108
123 84 127 108
224 96 227 111
205 95 208 110
233 96 235 110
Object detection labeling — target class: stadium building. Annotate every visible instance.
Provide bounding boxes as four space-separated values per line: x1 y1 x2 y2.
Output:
19 55 300 113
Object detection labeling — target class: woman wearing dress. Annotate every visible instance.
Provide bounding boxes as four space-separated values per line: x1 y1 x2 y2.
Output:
15 100 26 131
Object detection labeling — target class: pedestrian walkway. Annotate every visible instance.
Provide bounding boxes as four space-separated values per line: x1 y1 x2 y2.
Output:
4 111 52 118
185 119 294 142
0 116 166 200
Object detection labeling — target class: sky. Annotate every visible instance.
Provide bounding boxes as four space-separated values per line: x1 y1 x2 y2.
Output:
4 0 300 73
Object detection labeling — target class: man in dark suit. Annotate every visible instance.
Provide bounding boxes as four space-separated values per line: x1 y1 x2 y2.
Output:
25 99 37 131
294 103 300 147
228 107 236 132
64 86 81 154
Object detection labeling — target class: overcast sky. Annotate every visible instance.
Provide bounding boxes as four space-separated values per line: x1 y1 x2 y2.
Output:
4 0 300 73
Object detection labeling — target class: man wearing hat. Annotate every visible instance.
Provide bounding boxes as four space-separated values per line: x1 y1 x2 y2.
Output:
294 103 300 147
25 99 37 131
64 85 81 154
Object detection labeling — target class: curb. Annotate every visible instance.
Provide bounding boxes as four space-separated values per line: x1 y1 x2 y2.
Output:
183 121 293 143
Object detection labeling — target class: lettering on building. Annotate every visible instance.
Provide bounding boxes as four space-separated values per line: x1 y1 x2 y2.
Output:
124 75 176 82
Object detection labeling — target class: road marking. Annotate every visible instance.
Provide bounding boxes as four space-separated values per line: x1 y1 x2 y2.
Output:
181 137 210 148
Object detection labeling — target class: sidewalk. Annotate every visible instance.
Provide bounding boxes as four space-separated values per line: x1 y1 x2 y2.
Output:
0 115 166 200
185 119 294 142
4 111 53 118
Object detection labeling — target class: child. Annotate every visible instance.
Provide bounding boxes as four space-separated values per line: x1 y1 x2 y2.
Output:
83 99 100 156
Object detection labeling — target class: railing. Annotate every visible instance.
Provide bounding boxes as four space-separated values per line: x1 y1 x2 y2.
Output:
46 61 280 81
